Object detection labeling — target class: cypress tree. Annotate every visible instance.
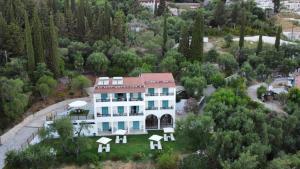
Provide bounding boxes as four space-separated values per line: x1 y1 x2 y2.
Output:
112 10 126 43
0 13 7 46
256 34 263 55
213 0 226 27
32 7 45 64
275 25 282 51
157 0 166 16
24 11 35 75
162 13 168 57
77 0 86 39
48 14 60 77
65 0 73 35
178 24 190 58
190 9 204 62
103 2 111 40
239 5 246 49
71 0 76 13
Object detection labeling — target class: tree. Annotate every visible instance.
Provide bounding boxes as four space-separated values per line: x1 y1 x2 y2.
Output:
86 52 110 75
70 75 91 94
213 0 226 27
24 11 35 76
239 5 246 49
181 76 207 98
33 63 53 82
156 0 166 16
217 53 238 75
178 24 190 57
162 13 168 56
184 98 199 114
205 49 219 63
190 9 204 62
32 7 45 64
272 0 280 13
157 151 179 169
224 34 233 48
73 52 84 72
112 10 126 43
256 34 263 55
36 75 57 100
77 0 86 39
112 50 142 74
48 14 60 77
257 85 267 99
275 26 282 51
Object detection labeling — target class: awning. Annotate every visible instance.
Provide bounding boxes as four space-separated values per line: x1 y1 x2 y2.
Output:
68 101 87 108
96 137 112 144
149 135 163 142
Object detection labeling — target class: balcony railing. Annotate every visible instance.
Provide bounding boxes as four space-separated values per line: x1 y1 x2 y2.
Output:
112 98 127 102
145 93 159 96
129 98 143 101
113 113 127 117
96 98 110 102
160 106 174 110
129 112 144 116
160 93 174 96
46 114 95 121
146 107 158 110
97 113 111 117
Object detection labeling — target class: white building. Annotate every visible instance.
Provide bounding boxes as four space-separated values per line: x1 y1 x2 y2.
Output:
94 73 176 135
139 0 159 13
45 73 176 136
282 0 300 12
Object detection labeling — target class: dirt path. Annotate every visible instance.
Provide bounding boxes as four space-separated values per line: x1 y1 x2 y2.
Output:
247 83 286 115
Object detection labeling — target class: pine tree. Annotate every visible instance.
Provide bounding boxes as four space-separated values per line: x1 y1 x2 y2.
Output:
256 34 263 55
157 0 166 16
32 7 45 64
275 25 282 51
24 11 35 75
239 5 246 49
162 13 168 57
112 10 126 43
48 14 60 77
190 9 204 62
178 24 190 57
77 0 86 39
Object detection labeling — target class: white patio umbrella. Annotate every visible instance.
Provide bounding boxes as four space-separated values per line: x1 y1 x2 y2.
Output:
68 101 87 108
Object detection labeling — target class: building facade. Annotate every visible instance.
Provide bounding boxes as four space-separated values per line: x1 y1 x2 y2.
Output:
94 73 176 135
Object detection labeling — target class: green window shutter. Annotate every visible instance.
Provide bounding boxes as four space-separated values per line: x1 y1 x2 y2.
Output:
133 121 139 130
162 100 168 108
148 101 154 108
148 88 154 94
118 106 124 114
138 93 141 99
118 121 125 130
163 88 169 94
102 107 109 115
102 122 109 130
136 106 139 113
101 93 108 99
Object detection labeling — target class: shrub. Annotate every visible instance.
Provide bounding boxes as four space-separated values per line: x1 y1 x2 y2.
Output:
157 151 179 169
257 85 267 99
132 152 144 161
76 152 98 165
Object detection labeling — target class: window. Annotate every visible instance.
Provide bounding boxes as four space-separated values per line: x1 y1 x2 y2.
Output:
101 93 108 100
148 101 154 109
102 107 109 115
102 122 109 131
133 121 140 130
162 100 169 108
118 106 124 114
162 88 169 95
148 88 154 95
118 121 125 130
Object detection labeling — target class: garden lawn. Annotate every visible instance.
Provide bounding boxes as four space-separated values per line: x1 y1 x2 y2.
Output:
91 131 184 161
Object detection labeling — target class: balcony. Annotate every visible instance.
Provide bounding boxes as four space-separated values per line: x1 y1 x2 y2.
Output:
96 98 110 102
129 111 144 116
112 98 127 102
146 107 158 110
160 106 174 110
129 98 143 101
97 113 111 117
145 93 159 96
160 93 174 96
113 113 127 117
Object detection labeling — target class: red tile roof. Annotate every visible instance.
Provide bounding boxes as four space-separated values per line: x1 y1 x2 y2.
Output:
94 73 175 93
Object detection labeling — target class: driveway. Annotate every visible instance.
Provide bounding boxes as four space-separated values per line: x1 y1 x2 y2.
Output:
247 83 286 115
0 97 90 169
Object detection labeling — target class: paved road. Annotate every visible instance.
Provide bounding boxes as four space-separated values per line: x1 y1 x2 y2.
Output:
247 83 286 114
0 97 90 169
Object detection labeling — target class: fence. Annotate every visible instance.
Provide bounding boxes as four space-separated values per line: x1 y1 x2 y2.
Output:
20 127 42 150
